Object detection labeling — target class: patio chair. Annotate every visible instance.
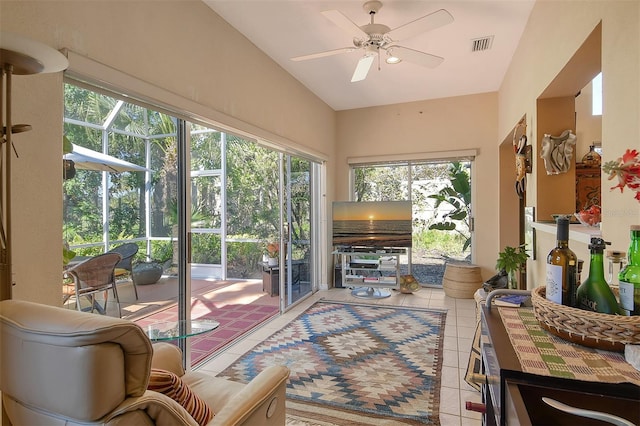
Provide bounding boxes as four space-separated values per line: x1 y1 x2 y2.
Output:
108 242 139 300
65 252 123 317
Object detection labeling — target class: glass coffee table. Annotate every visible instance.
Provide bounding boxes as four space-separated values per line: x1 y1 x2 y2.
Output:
145 318 220 342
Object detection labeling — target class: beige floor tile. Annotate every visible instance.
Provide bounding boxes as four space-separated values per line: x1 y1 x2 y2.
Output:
443 334 458 351
441 366 460 389
461 415 482 425
442 349 459 368
444 323 458 337
459 352 473 372
458 337 473 354
439 385 461 416
456 324 477 339
439 413 462 426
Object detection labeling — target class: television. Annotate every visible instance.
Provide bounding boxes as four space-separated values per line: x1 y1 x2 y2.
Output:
332 201 412 248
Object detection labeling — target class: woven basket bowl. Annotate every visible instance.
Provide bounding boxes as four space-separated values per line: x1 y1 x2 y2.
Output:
531 286 640 352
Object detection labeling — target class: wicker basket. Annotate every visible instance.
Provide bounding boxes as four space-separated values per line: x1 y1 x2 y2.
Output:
531 286 640 352
442 263 482 299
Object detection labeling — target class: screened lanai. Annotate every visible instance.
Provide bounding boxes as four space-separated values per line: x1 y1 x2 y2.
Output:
63 83 318 365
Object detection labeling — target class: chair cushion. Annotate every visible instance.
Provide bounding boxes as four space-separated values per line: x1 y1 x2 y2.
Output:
114 267 129 277
148 368 214 426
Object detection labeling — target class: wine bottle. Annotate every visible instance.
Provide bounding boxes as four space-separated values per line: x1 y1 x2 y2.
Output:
576 237 620 314
546 217 578 306
618 225 640 315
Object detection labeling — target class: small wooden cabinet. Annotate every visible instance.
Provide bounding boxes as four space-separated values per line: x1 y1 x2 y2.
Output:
575 163 600 211
262 264 279 296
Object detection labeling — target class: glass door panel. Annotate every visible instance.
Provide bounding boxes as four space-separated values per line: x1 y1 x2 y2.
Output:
282 155 313 308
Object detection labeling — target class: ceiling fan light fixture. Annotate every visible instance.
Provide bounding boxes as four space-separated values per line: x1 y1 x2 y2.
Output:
385 50 402 64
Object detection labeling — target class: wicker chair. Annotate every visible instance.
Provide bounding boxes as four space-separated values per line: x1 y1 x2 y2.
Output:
65 252 122 317
108 242 139 300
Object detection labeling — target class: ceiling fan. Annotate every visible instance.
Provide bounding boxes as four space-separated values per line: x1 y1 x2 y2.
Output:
291 1 454 82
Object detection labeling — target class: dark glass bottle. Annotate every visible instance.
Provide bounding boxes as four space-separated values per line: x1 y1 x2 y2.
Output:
546 217 578 306
581 144 601 166
618 225 640 315
576 238 620 314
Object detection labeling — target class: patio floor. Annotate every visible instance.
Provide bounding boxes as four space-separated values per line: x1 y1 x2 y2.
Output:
110 275 279 321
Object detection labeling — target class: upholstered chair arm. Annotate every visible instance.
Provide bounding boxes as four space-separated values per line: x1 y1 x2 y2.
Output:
210 365 290 426
151 342 186 377
105 391 199 426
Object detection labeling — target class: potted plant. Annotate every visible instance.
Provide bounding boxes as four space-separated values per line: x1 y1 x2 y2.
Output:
132 243 172 285
496 244 529 289
265 242 279 267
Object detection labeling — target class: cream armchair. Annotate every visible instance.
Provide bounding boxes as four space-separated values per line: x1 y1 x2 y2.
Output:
0 299 290 425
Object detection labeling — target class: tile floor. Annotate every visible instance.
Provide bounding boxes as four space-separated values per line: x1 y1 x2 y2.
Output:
197 286 483 426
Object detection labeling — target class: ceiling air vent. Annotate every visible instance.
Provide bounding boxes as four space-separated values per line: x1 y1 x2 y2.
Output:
471 36 494 52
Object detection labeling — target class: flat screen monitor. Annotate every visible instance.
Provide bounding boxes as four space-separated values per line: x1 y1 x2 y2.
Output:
332 201 412 248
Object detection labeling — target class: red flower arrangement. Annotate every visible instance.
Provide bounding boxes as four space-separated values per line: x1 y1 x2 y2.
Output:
602 149 640 202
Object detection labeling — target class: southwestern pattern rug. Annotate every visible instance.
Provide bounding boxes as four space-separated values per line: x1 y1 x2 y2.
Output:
218 300 446 425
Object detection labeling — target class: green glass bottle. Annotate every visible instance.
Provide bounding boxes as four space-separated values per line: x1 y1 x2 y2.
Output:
576 237 620 314
618 225 640 315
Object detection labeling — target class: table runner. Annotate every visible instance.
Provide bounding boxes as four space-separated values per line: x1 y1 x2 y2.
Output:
498 307 640 386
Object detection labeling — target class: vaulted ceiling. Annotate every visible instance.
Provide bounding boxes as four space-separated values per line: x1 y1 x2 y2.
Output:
204 0 536 111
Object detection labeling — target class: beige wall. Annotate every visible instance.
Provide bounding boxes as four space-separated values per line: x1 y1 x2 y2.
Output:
2 0 639 303
499 1 639 288
0 0 337 304
335 93 499 281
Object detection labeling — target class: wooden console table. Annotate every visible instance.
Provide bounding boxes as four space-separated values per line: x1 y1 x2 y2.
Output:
480 305 639 425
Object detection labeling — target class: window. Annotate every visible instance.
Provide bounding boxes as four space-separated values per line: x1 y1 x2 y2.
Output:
592 72 602 116
351 159 473 286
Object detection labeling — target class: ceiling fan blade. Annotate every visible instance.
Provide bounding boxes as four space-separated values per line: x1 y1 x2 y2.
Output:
322 9 368 39
387 9 454 41
291 47 356 62
390 46 444 68
351 54 376 82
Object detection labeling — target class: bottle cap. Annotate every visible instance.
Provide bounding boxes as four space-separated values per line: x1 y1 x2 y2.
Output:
589 237 610 253
556 217 570 240
606 250 626 261
630 225 640 231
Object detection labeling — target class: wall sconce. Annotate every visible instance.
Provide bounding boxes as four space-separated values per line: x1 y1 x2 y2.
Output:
1 32 68 300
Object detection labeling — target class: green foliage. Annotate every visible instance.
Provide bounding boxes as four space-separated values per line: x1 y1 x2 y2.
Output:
354 165 409 202
62 242 76 265
227 240 264 278
496 244 529 273
63 84 312 277
150 240 173 263
413 228 467 255
428 161 472 251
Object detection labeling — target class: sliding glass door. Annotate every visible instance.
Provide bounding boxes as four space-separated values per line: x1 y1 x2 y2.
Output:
280 155 314 309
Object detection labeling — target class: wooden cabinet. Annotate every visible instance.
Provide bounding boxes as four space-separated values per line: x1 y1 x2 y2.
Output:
262 265 279 296
575 164 600 211
480 306 639 425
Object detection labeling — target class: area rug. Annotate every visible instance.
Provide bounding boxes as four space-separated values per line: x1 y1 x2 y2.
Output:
135 301 279 365
218 300 446 425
